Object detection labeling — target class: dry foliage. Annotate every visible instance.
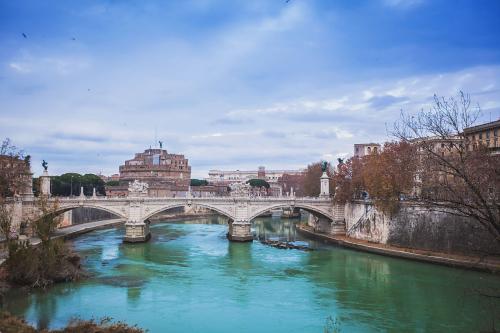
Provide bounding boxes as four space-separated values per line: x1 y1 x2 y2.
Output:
0 138 30 243
0 138 30 197
362 141 418 215
0 139 83 288
331 142 417 215
332 91 499 242
6 196 83 288
332 157 364 204
0 312 146 333
302 161 334 197
394 92 500 243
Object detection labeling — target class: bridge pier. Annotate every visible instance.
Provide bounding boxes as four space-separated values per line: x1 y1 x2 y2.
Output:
124 221 151 243
227 221 253 242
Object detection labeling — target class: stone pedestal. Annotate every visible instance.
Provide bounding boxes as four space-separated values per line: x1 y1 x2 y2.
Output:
227 221 253 242
40 170 51 196
21 172 34 198
124 221 151 243
320 171 330 197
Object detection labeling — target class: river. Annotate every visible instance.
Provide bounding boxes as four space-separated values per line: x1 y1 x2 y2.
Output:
3 216 500 332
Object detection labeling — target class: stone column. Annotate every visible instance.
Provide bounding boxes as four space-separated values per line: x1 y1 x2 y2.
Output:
40 170 51 196
21 172 34 199
320 171 330 197
124 199 151 243
227 220 253 242
124 221 151 243
59 210 73 227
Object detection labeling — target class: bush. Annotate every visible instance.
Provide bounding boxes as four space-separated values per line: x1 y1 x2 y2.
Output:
246 179 270 189
190 179 208 186
6 240 82 288
49 173 106 197
106 180 120 186
5 196 83 288
0 312 146 333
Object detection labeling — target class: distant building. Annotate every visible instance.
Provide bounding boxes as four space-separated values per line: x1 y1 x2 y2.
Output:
277 173 305 197
354 143 381 158
207 166 304 197
98 173 120 183
463 119 500 155
207 166 303 184
0 155 33 197
189 183 230 197
106 148 191 197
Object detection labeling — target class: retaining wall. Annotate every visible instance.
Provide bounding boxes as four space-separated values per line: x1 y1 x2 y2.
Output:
345 201 500 256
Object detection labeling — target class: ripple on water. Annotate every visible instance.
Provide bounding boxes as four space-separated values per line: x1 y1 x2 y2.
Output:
3 218 500 333
97 275 148 288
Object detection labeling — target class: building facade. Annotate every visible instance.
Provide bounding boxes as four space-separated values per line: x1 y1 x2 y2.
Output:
463 119 500 155
0 155 33 198
106 148 191 197
207 166 303 185
353 143 381 158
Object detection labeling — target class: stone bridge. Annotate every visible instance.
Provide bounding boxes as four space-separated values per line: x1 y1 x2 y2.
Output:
12 193 341 242
10 171 343 242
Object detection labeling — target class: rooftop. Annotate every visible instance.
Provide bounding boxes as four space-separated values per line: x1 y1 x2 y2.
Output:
463 119 500 134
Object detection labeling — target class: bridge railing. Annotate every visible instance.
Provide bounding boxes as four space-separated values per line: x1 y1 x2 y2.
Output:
17 194 333 203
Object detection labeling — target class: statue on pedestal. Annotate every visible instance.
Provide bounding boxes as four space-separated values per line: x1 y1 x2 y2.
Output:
42 160 48 171
321 161 328 173
128 180 149 196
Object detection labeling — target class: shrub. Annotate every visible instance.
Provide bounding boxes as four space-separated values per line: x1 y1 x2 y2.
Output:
0 312 146 333
190 179 208 186
246 179 270 189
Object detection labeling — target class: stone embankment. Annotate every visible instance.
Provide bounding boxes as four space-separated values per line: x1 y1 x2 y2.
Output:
30 218 126 245
297 224 500 273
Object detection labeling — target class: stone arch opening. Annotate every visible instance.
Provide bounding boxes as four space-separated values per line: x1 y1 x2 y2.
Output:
142 203 236 223
22 204 126 236
247 204 332 223
55 206 123 228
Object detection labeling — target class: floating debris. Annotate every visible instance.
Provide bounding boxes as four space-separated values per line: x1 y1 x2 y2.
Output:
259 239 312 251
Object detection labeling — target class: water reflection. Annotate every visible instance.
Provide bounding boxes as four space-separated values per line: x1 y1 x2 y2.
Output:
127 287 142 307
2 216 499 333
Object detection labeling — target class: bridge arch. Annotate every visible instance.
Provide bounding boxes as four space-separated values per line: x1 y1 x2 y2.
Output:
247 203 333 222
50 203 127 221
142 203 236 222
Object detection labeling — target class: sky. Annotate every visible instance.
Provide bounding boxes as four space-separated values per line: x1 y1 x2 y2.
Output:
1 0 500 178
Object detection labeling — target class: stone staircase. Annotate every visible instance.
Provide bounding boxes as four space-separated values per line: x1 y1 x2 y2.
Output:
331 222 346 236
331 204 346 236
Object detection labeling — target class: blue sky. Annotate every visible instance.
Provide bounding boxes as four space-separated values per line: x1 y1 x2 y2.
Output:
1 0 500 178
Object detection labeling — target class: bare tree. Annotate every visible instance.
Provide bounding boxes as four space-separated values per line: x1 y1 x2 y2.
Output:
393 92 500 243
0 138 29 243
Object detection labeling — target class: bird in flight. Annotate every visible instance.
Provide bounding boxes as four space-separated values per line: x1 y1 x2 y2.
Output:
72 37 76 41
22 33 27 38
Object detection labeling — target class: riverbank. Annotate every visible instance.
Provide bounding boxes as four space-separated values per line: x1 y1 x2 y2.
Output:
33 218 126 245
296 224 500 273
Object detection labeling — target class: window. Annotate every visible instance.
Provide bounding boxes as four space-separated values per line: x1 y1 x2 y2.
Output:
486 131 490 139
479 133 482 140
495 129 498 137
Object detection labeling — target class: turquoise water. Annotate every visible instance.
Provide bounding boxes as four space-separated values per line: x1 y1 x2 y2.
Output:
3 217 500 332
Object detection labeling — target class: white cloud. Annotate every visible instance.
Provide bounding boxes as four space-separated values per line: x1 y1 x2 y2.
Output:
9 62 31 73
382 0 424 9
